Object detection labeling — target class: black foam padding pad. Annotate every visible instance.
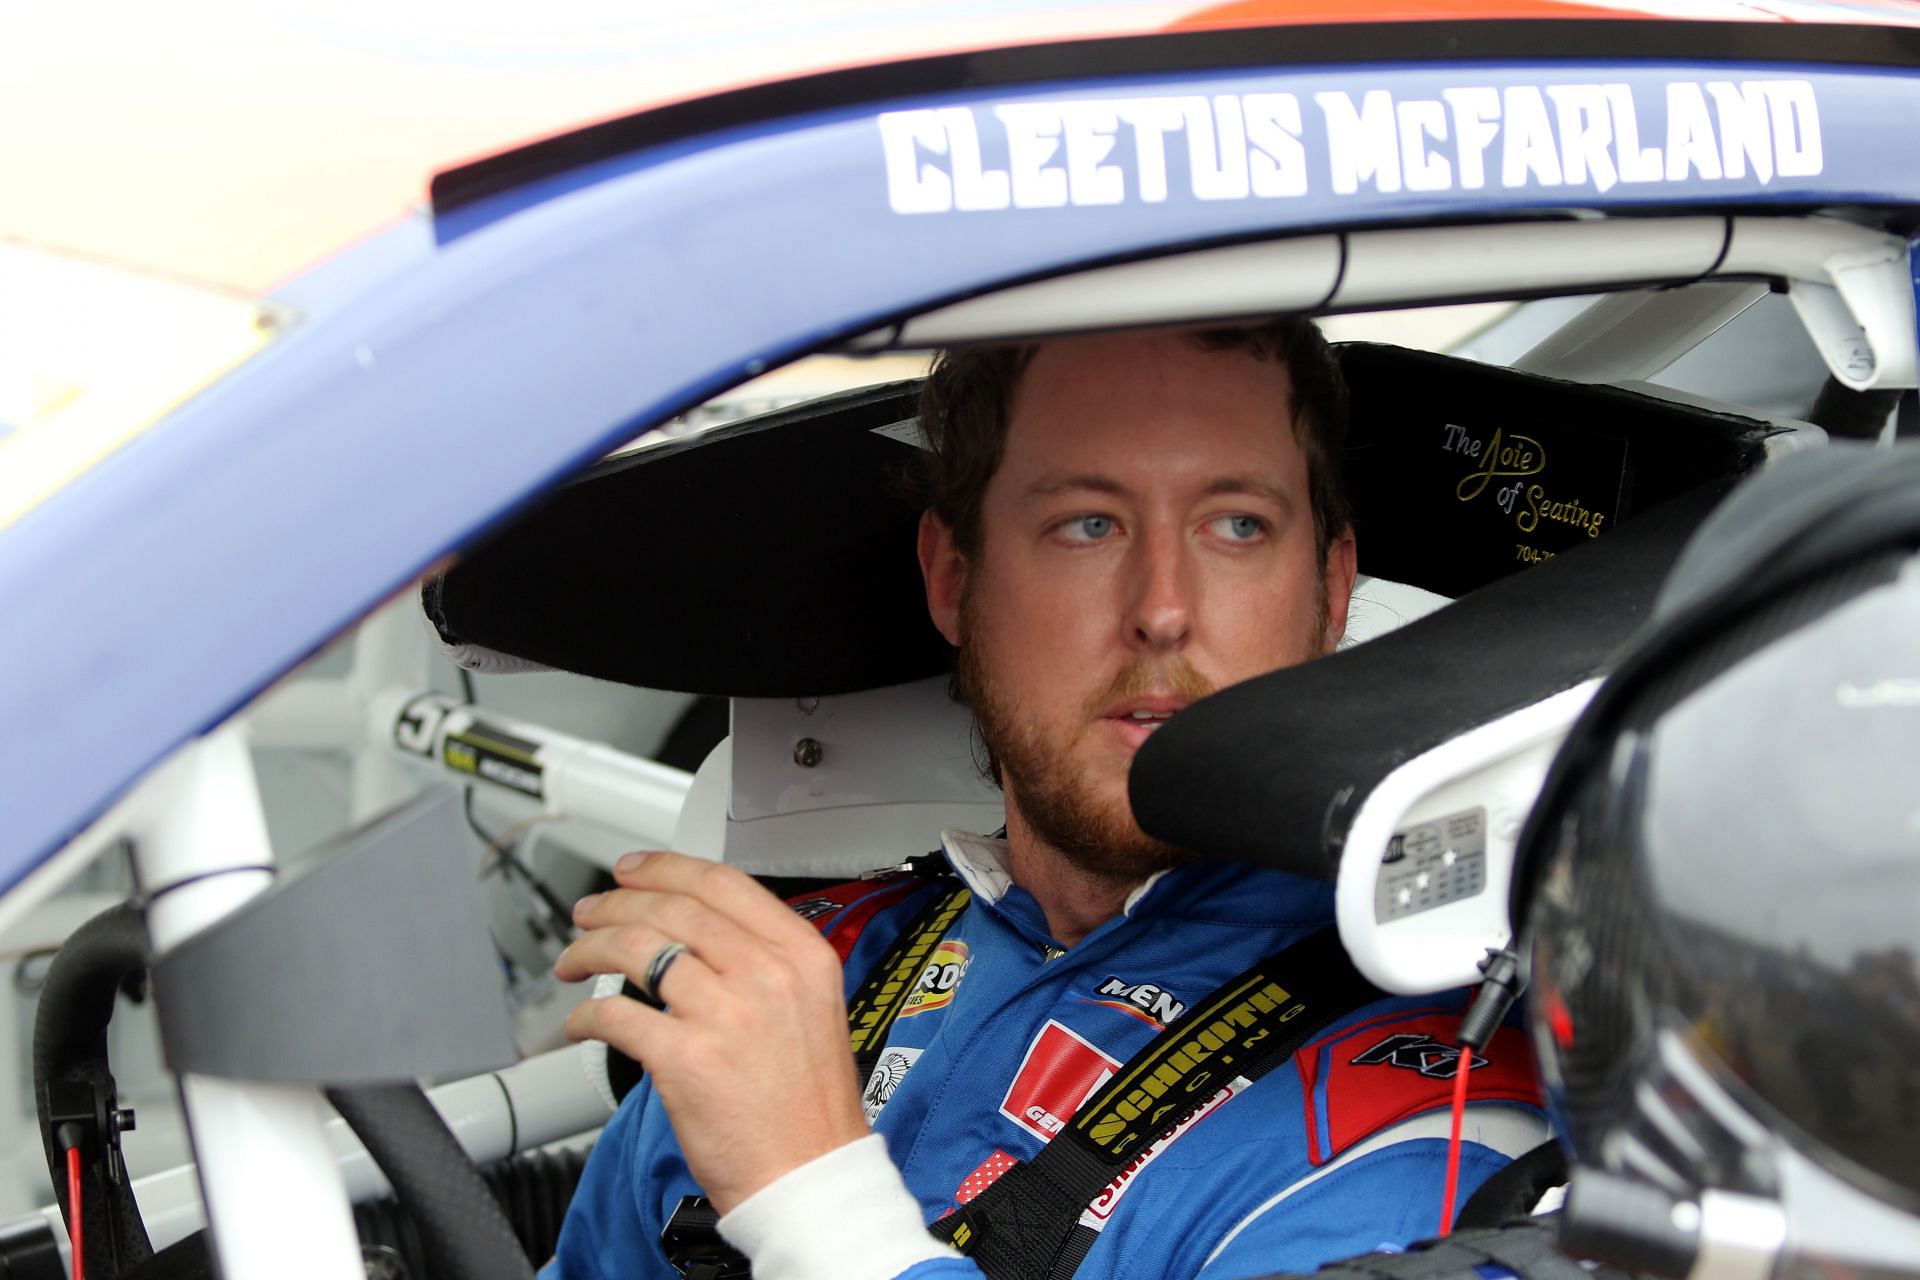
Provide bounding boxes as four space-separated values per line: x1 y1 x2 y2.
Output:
1130 480 1735 880
1454 1140 1569 1230
432 348 1779 697
436 381 944 697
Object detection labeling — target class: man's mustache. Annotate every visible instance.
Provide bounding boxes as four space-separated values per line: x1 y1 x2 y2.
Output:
1084 658 1216 720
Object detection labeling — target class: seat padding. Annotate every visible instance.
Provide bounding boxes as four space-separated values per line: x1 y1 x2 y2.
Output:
432 381 942 696
430 345 1783 697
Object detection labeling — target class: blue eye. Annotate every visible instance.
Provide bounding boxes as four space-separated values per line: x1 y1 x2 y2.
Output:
1063 515 1115 541
1213 514 1264 541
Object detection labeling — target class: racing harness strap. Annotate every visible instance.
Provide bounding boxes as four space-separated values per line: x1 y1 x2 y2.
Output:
663 894 1378 1280
846 880 973 1085
663 877 973 1279
931 928 1377 1280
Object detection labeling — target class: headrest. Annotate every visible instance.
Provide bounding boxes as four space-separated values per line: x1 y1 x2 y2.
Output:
1336 344 1774 596
1129 478 1734 883
429 345 1787 696
431 381 941 697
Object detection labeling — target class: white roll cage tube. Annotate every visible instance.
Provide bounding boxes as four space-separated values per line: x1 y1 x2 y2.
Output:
240 601 696 864
367 687 697 870
12 612 669 1279
870 214 1920 393
41 728 368 1280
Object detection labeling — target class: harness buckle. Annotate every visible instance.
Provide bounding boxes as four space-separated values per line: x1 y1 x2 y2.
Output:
661 1195 751 1280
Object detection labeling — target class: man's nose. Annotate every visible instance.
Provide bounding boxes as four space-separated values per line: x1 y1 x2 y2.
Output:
1127 528 1194 652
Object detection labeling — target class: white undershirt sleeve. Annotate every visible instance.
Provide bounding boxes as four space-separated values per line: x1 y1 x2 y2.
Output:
716 1134 964 1280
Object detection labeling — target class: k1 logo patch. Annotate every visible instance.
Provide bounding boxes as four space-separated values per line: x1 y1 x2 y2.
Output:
789 897 841 923
1350 1033 1488 1079
1295 1015 1544 1166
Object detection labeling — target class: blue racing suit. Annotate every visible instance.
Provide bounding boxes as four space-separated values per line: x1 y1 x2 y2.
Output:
548 832 1546 1280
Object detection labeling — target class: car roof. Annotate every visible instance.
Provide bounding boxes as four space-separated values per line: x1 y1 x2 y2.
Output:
4 7 1920 889
8 1 1919 291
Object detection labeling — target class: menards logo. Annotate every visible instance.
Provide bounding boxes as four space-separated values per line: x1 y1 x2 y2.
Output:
1079 976 1187 1028
900 940 971 1019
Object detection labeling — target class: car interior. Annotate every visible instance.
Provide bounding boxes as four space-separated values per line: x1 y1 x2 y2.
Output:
3 208 1913 1280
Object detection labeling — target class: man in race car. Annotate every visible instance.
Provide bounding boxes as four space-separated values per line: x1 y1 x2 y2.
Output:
545 322 1547 1280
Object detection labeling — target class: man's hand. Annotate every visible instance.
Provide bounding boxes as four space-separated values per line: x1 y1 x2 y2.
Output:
554 851 872 1214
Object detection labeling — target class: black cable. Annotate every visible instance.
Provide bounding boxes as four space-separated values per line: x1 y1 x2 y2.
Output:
496 860 574 949
1457 948 1524 1051
450 662 576 944
462 786 508 867
496 852 576 942
452 664 551 973
462 789 531 979
490 1073 518 1160
466 805 576 946
133 866 275 910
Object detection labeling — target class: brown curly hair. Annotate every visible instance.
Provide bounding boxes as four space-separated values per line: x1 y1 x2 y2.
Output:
909 318 1351 565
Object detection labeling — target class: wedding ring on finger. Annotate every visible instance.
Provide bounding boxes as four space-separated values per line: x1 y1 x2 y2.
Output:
639 940 692 1008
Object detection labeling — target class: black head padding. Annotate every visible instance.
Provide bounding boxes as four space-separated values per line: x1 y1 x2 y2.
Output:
1128 479 1737 880
1337 343 1771 598
430 345 1783 698
433 381 951 696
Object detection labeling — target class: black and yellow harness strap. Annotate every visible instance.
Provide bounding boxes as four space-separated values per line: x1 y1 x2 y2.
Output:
932 928 1377 1280
665 908 1376 1280
663 878 970 1279
845 882 971 1084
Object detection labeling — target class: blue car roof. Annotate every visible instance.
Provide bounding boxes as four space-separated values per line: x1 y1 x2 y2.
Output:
5 22 1920 888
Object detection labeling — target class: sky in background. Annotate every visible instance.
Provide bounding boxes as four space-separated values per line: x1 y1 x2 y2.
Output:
0 0 1175 292
4 0 1890 292
1 0 1861 504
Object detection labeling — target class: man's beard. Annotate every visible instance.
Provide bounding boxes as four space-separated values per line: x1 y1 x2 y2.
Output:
954 575 1334 885
955 598 1215 885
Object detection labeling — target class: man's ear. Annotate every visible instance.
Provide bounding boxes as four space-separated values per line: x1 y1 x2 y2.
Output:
918 510 967 647
1320 526 1358 653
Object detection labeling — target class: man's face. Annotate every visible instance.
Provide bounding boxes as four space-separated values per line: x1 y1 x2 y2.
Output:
921 330 1356 882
